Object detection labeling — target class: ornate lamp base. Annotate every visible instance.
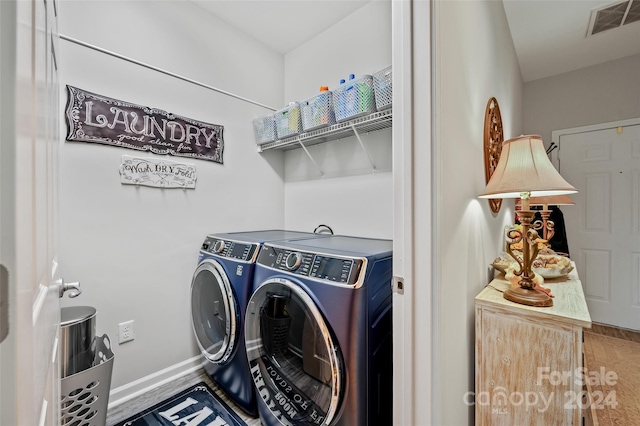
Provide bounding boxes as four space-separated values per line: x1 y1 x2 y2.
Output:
504 286 553 307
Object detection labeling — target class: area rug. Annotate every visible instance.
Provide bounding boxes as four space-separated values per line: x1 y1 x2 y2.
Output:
583 331 640 426
114 382 247 426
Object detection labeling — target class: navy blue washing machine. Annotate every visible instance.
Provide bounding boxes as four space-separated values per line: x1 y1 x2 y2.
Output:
244 235 393 426
190 230 324 417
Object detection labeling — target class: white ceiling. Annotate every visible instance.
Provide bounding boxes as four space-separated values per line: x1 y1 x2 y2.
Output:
190 0 640 82
503 0 640 82
190 0 371 55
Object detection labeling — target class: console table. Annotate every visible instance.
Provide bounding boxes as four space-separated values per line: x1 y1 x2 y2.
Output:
475 267 591 425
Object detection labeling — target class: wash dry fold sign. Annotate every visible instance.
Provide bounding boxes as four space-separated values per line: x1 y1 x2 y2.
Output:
65 85 224 163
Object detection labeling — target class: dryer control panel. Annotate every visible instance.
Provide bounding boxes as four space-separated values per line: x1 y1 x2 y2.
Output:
257 245 364 285
201 236 259 262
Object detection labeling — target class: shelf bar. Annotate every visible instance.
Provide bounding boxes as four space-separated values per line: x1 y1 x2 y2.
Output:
60 34 277 110
351 124 376 173
298 140 324 177
258 109 392 152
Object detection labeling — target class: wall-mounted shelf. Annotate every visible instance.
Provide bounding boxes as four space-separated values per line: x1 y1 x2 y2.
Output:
257 108 392 152
256 109 392 177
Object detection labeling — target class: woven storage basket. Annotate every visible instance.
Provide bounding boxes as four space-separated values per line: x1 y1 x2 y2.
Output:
373 66 392 110
301 91 336 132
333 75 376 122
275 102 302 139
253 115 277 145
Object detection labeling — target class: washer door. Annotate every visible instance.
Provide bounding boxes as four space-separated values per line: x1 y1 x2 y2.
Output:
190 259 238 364
245 278 342 426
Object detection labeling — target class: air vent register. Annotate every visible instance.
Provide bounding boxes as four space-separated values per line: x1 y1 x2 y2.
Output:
588 0 640 36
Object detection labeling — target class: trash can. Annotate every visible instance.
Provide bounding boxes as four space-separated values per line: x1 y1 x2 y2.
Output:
60 307 114 426
61 306 97 378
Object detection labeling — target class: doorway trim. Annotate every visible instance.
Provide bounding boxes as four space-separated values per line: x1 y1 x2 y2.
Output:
392 0 433 424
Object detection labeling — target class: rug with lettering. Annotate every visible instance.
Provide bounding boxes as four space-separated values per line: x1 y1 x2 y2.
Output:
114 382 247 426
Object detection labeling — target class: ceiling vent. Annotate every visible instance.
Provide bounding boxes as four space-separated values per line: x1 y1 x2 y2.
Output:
587 0 640 36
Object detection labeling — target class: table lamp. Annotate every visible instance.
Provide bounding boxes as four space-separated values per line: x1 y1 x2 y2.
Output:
479 135 577 307
516 194 575 242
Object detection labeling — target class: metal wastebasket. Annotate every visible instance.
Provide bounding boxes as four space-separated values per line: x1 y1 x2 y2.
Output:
61 306 97 378
60 307 114 426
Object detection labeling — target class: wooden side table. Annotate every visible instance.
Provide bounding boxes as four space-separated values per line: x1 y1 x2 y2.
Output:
475 268 591 425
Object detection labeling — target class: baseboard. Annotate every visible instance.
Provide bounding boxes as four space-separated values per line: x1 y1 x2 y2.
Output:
107 355 203 410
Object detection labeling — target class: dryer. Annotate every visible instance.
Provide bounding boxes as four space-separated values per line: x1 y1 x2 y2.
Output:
190 230 322 417
244 235 393 426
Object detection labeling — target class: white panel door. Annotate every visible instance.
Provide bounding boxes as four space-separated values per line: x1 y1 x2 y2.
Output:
0 0 62 425
559 124 640 330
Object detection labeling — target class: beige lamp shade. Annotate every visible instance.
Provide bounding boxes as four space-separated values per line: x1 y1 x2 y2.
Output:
479 135 577 199
516 194 575 207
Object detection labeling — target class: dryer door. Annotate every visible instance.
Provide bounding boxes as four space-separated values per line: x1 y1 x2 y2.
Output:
245 278 343 426
190 259 238 363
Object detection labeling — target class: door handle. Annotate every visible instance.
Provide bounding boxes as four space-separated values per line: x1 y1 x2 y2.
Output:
58 279 81 298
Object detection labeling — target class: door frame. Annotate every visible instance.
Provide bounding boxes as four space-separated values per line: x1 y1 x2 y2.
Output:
392 1 433 424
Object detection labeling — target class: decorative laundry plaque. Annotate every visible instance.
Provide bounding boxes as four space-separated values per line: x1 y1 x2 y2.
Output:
65 85 224 164
119 156 197 189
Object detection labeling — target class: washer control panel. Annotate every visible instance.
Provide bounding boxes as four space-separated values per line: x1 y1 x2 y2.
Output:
201 236 258 262
257 244 364 285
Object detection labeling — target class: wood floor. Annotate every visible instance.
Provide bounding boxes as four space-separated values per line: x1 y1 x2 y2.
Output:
589 322 640 343
107 323 640 426
583 322 640 426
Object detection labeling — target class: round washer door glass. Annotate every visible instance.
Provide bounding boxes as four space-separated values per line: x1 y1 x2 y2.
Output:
190 259 238 363
245 279 342 426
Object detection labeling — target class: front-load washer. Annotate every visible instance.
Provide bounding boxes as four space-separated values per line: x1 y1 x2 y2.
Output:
190 230 325 417
244 235 393 426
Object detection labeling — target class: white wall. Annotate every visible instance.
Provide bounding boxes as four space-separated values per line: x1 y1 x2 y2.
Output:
433 1 523 425
59 0 284 109
524 53 640 145
58 0 285 392
282 0 393 239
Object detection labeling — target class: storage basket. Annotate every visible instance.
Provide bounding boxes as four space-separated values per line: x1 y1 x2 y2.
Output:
61 334 114 426
373 66 392 110
261 310 291 355
301 91 336 131
275 102 302 139
252 115 277 145
332 75 376 122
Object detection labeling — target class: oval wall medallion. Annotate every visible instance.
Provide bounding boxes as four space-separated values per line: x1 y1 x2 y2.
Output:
483 97 504 214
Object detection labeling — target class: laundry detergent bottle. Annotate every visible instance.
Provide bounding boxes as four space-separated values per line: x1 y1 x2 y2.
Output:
288 101 301 133
358 78 374 113
345 74 357 118
316 86 331 126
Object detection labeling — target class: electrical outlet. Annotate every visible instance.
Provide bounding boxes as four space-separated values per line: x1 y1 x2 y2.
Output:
118 320 135 344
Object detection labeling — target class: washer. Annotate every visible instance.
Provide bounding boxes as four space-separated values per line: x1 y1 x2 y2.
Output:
244 235 393 426
190 230 323 417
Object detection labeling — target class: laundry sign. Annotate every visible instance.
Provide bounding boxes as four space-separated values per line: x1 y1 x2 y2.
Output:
119 156 197 189
65 85 224 163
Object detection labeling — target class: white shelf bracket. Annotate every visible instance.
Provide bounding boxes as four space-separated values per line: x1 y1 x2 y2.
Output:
351 124 376 173
298 140 324 177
